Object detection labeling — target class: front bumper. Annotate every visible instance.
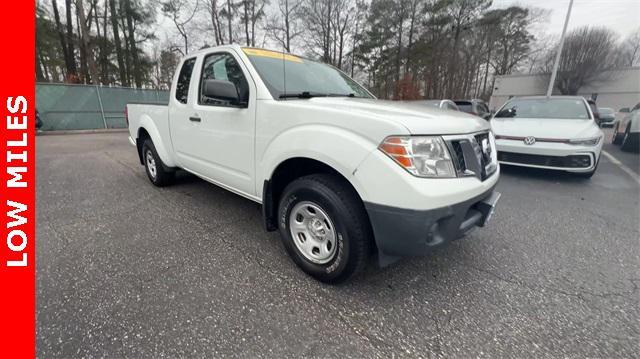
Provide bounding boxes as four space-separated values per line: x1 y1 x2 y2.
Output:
365 186 500 266
496 139 601 173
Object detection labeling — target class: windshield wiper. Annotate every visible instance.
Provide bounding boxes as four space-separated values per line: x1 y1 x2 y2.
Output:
327 93 356 98
279 91 328 99
279 92 358 99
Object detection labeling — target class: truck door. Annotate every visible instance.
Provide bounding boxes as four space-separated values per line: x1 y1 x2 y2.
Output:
171 50 256 197
168 56 196 162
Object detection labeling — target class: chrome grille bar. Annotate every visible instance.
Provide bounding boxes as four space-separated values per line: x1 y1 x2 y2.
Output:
443 131 497 181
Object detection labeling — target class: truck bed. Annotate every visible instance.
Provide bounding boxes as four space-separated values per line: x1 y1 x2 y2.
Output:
127 102 170 147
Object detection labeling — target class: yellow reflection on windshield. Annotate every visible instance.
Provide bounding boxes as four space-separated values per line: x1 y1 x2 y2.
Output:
242 48 303 63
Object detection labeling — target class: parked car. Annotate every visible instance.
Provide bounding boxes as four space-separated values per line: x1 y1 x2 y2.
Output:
425 99 459 111
126 45 501 283
586 99 604 128
491 96 604 178
612 103 640 151
597 107 615 127
454 99 491 120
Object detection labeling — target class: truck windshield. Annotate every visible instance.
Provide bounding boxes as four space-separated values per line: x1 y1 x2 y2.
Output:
242 48 373 99
495 98 590 120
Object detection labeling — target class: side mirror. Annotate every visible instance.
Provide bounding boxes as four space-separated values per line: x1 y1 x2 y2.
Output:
483 112 492 121
619 107 630 113
203 79 240 104
495 108 515 118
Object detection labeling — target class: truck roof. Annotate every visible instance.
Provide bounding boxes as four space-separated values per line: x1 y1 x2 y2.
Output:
186 44 309 62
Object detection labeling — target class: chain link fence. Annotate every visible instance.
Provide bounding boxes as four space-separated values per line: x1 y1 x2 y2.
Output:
36 83 169 131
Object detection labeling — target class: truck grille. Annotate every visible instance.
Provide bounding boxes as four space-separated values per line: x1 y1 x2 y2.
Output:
474 133 491 166
450 141 466 172
498 152 592 168
444 131 497 181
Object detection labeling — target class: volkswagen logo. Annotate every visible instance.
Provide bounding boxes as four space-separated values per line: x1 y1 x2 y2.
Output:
523 136 536 145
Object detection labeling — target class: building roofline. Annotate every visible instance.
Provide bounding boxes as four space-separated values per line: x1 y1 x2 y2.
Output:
495 66 640 80
505 95 588 101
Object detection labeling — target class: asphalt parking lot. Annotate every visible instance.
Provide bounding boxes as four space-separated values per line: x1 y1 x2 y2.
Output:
37 131 639 358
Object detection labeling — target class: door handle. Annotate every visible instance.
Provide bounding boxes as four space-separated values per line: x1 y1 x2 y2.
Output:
189 116 201 122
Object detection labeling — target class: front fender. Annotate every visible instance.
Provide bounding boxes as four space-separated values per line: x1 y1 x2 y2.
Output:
138 115 177 167
258 124 378 200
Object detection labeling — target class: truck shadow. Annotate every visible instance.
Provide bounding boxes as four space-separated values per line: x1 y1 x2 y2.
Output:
170 167 488 292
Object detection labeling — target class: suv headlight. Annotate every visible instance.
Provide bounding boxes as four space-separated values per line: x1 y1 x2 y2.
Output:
379 136 456 177
568 136 601 146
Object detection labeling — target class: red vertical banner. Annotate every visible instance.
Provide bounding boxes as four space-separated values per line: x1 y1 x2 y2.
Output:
0 1 36 358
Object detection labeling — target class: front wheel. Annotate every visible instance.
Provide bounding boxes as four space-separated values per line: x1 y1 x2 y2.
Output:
277 174 371 283
621 126 639 152
612 124 623 145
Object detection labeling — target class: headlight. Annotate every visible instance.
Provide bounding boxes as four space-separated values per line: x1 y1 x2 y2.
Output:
568 136 601 146
379 136 456 177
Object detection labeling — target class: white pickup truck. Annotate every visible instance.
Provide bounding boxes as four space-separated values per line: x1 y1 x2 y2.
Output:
127 45 500 283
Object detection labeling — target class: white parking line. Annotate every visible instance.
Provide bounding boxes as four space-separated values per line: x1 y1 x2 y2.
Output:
601 150 640 186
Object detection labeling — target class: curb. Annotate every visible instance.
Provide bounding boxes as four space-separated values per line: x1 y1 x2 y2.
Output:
38 128 128 136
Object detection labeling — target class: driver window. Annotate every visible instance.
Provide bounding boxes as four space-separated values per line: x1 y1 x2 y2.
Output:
199 53 249 106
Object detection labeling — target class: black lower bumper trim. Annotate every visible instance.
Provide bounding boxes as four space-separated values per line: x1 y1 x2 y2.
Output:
365 185 499 267
498 152 592 168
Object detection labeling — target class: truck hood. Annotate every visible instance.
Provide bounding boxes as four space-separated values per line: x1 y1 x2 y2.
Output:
285 97 489 135
491 117 599 139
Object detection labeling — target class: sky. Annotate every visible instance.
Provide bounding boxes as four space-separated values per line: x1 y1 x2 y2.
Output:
491 0 640 39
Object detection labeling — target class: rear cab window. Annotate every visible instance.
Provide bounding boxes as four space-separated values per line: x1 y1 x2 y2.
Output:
175 57 196 104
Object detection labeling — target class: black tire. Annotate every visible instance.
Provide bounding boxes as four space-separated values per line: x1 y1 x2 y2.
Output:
612 124 623 145
277 174 371 284
620 125 639 152
142 139 175 187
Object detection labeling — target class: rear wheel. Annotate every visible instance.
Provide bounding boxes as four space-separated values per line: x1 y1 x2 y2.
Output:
277 174 371 283
142 139 175 187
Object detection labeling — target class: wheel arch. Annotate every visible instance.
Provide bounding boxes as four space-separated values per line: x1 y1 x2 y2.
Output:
261 157 371 236
135 115 177 167
136 127 151 164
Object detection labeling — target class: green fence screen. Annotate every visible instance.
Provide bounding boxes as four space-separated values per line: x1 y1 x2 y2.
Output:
36 83 169 131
